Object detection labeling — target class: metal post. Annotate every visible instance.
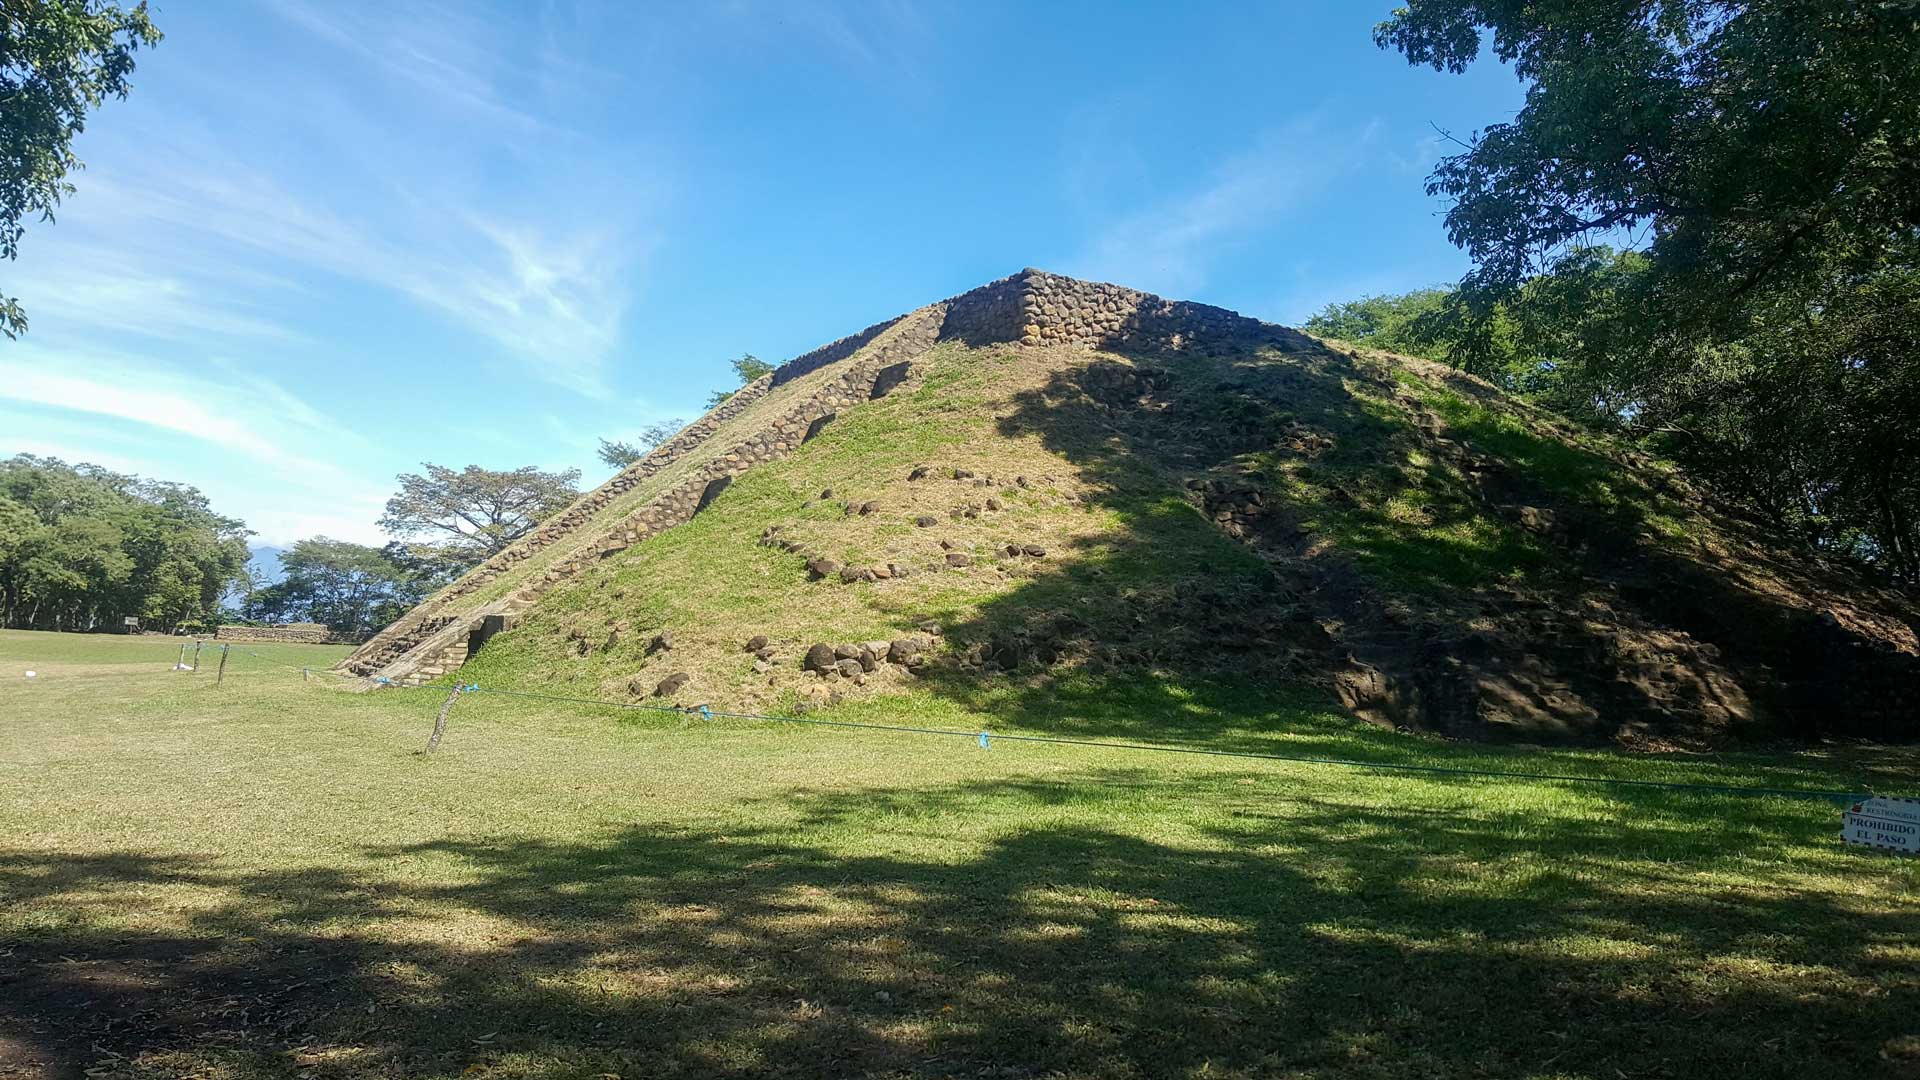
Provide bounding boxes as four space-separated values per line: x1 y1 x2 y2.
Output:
216 644 229 685
424 684 462 753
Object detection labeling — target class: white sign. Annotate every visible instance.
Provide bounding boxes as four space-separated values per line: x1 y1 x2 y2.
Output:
1841 797 1920 855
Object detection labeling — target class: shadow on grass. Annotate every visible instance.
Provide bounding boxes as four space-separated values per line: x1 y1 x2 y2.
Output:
870 668 1908 796
2 773 1913 1079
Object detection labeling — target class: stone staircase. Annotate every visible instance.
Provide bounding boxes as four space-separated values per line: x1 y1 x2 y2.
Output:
342 600 529 687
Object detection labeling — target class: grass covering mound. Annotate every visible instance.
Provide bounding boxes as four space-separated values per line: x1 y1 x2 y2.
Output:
461 345 1280 714
460 335 1919 748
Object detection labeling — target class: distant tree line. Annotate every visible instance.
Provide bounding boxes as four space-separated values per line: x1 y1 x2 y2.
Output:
0 454 585 637
1316 0 1920 581
1 340 753 636
245 462 583 635
0 456 247 632
243 538 434 637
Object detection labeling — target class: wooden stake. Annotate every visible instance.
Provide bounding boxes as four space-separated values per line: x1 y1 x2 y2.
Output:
425 684 462 753
216 644 230 685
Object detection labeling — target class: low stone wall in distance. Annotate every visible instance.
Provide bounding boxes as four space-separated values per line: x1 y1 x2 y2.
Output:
216 624 352 644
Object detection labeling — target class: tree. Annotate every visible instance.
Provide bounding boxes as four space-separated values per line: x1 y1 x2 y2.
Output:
705 353 774 408
377 463 580 566
1374 0 1920 578
224 561 273 614
1 0 162 338
0 455 246 630
1377 1 1920 337
596 418 686 469
378 539 470 591
248 538 424 636
1304 288 1455 358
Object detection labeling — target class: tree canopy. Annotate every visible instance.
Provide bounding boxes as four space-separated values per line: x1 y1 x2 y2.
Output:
1303 287 1455 360
1370 0 1920 579
377 463 580 567
1 0 161 338
0 454 247 631
245 538 425 636
596 418 685 469
705 354 774 408
1378 1 1920 327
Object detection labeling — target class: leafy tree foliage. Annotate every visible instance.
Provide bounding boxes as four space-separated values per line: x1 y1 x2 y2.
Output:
1 0 161 338
222 560 274 614
596 418 685 469
1373 0 1920 578
0 455 247 630
705 354 774 408
378 539 470 591
246 538 424 636
377 463 580 567
596 439 641 470
1304 288 1456 359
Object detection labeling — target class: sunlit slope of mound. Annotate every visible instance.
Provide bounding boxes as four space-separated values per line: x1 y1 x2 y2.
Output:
457 344 1291 713
340 305 938 682
458 332 1918 747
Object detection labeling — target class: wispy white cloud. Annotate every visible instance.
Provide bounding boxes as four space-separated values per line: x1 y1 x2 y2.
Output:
1063 118 1381 298
20 255 308 346
13 0 662 398
0 348 396 545
242 504 392 548
5 430 387 547
0 346 355 485
6 437 157 480
266 0 546 130
59 137 647 394
1382 127 1450 177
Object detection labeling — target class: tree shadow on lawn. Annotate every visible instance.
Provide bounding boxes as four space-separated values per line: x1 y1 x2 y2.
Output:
893 666 1912 795
2 773 1913 1079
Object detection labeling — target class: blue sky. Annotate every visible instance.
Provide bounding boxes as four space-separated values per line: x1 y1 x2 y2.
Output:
3 1 1521 547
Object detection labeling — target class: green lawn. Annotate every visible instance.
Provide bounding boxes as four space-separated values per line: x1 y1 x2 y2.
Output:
2 629 1916 1079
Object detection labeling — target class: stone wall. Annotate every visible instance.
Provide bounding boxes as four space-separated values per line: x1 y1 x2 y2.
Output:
939 272 1026 344
1014 269 1316 354
217 624 340 644
770 314 907 388
342 268 1316 685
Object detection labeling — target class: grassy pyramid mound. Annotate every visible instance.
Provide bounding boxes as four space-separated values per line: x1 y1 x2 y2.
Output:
454 326 1918 748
